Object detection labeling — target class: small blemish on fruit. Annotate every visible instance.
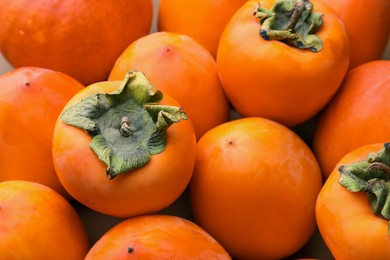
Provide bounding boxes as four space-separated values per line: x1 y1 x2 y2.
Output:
25 82 30 86
228 141 233 145
128 247 134 253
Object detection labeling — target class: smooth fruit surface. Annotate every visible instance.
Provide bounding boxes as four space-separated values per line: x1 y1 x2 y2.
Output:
190 117 322 259
0 67 84 198
0 180 90 259
158 0 247 58
0 0 153 85
85 214 231 259
313 60 390 179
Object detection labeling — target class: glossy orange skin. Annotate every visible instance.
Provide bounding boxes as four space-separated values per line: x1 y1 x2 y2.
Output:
109 32 230 140
217 0 350 127
52 80 197 218
316 143 390 259
313 60 390 179
319 0 390 69
85 214 231 259
0 0 153 85
0 180 90 259
0 67 84 198
157 0 247 58
190 117 323 259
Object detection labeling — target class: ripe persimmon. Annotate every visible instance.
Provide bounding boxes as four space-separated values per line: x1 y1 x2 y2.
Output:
217 0 349 126
157 0 247 58
0 0 153 85
316 143 390 259
313 60 390 179
0 180 90 259
52 71 196 218
0 67 84 198
85 214 231 259
190 117 322 259
109 32 230 140
318 0 390 69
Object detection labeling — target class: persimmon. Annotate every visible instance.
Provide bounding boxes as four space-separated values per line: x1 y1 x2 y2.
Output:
0 180 90 259
216 0 350 127
189 117 323 259
85 214 231 259
52 70 197 218
109 32 230 140
0 0 153 85
316 143 390 259
318 0 390 69
157 0 247 58
0 67 84 198
313 60 390 179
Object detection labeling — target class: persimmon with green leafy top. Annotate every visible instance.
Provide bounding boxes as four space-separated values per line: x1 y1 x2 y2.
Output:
52 70 196 218
217 0 349 126
316 143 390 259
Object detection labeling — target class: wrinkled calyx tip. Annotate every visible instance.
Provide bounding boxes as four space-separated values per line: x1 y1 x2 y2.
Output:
338 142 390 234
254 0 323 52
61 70 188 179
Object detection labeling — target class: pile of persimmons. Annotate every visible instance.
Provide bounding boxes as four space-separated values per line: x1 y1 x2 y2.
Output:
0 0 389 259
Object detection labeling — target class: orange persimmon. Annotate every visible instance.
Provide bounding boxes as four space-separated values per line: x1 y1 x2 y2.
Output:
216 0 350 126
318 0 390 69
316 143 390 259
109 32 230 140
52 71 196 218
157 0 247 58
190 117 322 259
0 180 90 259
0 0 153 85
0 67 84 198
313 60 390 179
85 214 231 259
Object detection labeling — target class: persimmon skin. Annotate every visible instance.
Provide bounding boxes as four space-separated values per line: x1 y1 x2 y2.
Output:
0 0 153 85
0 180 90 259
319 0 390 69
85 215 231 259
109 32 230 140
313 60 390 179
216 0 350 127
157 0 247 58
52 80 197 218
316 143 390 259
0 67 84 198
190 117 323 259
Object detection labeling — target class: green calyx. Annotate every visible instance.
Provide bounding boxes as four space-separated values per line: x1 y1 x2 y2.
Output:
253 0 323 52
338 143 390 234
61 70 188 180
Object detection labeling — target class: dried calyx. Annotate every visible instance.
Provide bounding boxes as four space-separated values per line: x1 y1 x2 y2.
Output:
339 143 390 234
254 0 323 52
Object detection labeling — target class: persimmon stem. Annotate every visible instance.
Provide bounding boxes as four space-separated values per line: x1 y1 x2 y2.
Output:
364 162 390 176
120 116 134 137
287 0 306 30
